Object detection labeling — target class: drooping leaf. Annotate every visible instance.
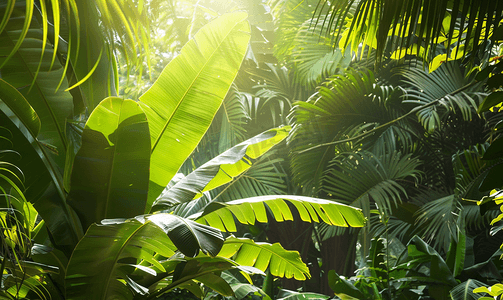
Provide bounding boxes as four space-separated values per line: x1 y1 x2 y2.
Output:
138 12 251 206
65 214 223 300
67 97 150 230
316 0 503 63
195 195 365 232
149 214 224 258
152 126 290 212
218 236 310 280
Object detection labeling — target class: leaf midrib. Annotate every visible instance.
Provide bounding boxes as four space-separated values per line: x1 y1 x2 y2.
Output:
102 222 147 300
149 18 245 153
226 239 308 276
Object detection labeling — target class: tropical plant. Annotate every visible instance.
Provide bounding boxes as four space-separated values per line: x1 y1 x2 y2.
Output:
0 5 368 299
314 0 503 65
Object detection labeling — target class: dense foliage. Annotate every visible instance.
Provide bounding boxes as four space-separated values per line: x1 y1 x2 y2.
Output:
1 0 503 299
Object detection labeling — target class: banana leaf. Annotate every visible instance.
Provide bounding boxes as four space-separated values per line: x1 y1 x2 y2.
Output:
194 195 366 232
138 12 251 207
67 97 150 230
218 236 309 280
65 214 223 300
152 126 290 212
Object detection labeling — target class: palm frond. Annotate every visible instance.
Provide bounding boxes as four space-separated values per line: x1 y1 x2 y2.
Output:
289 16 352 88
268 0 318 63
399 61 486 132
323 151 422 217
315 0 503 62
218 84 250 153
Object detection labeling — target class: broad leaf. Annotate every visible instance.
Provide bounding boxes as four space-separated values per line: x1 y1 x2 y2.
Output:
67 97 150 229
152 126 290 212
328 270 365 299
195 195 366 232
65 214 223 300
231 283 271 300
139 12 251 206
149 214 224 257
218 236 310 280
450 279 488 300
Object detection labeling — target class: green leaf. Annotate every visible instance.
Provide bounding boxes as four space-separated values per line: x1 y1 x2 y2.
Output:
277 289 330 300
195 195 366 232
328 270 365 300
66 214 223 300
479 163 503 191
231 283 271 300
67 97 150 230
473 284 503 296
0 4 74 168
66 218 175 300
195 273 234 296
218 236 310 280
0 4 82 248
151 126 290 212
139 12 251 206
398 236 457 288
0 79 40 136
450 279 488 300
148 214 224 257
482 137 503 160
478 91 503 113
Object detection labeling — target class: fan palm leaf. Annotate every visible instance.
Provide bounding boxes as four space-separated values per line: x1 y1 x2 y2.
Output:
289 69 411 194
398 61 485 133
323 151 422 217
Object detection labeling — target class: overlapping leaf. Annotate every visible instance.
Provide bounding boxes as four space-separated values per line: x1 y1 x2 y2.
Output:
65 214 223 300
152 126 290 212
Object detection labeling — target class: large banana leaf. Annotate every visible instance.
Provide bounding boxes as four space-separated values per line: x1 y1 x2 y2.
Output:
218 236 309 280
65 214 223 300
194 195 366 232
138 12 251 207
152 126 290 212
67 97 150 230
